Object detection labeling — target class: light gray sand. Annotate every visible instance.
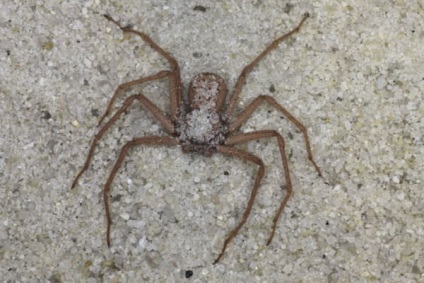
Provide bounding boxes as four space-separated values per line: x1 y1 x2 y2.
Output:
1 1 423 282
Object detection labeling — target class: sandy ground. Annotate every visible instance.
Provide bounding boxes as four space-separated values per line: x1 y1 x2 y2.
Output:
1 1 423 282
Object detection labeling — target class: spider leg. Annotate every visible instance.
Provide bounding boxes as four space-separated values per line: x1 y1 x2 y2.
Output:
229 95 321 176
97 70 171 126
71 94 175 189
224 13 309 120
104 15 182 121
214 145 265 264
103 136 179 247
225 130 292 246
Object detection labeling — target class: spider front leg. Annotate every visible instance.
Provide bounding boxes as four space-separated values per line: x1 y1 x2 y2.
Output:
71 93 175 189
224 13 310 119
225 130 292 246
214 146 265 264
97 70 171 126
102 136 179 247
104 15 183 122
229 95 322 176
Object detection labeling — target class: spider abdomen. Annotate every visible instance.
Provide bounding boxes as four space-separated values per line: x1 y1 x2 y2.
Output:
188 72 227 111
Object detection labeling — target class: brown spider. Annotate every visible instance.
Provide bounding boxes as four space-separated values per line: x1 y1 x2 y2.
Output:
72 13 321 264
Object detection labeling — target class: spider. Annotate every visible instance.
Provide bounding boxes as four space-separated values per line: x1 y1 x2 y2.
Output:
72 12 321 264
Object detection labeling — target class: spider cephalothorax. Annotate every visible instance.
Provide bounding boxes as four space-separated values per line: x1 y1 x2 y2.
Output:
72 13 321 264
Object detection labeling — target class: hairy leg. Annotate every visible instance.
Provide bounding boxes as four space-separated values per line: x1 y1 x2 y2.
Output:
97 70 171 126
214 145 265 264
72 94 175 189
104 14 182 121
102 136 179 247
224 13 309 119
226 130 292 245
229 95 321 176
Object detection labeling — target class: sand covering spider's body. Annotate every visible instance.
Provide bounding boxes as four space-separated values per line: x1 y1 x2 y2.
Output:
72 13 321 263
